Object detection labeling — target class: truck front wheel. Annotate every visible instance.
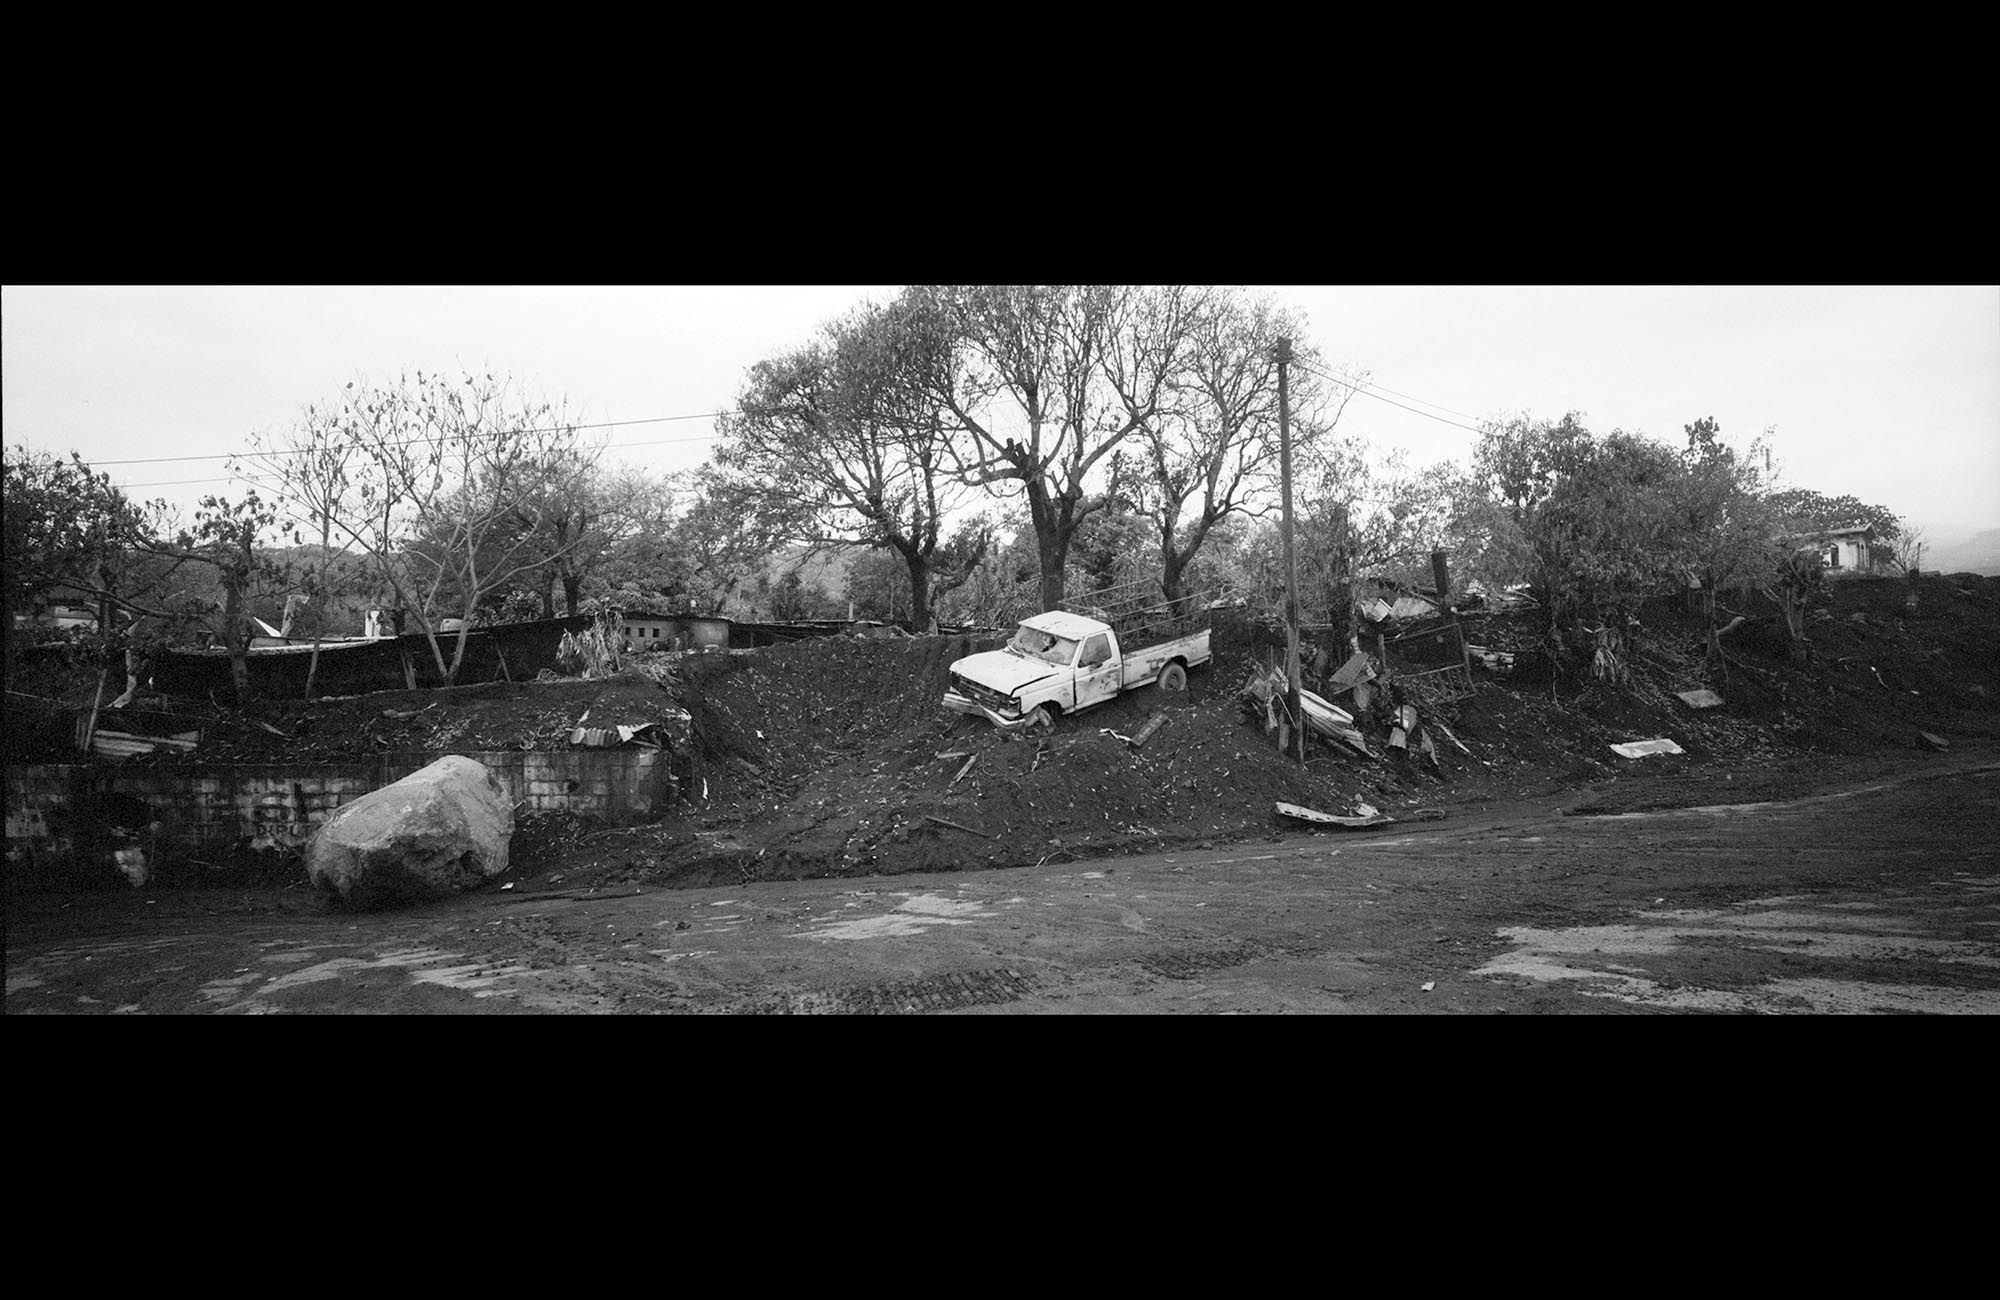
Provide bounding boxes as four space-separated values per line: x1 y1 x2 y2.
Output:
1157 662 1188 694
1026 703 1058 734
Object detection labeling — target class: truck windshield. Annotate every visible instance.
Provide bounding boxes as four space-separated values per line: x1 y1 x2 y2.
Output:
1008 625 1078 666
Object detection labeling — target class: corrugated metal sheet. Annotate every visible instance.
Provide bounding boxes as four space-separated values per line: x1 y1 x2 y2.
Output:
89 729 199 759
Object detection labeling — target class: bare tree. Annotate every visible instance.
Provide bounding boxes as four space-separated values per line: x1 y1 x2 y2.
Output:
245 370 604 686
238 416 358 697
1893 524 1929 578
1894 522 1930 612
1125 289 1352 607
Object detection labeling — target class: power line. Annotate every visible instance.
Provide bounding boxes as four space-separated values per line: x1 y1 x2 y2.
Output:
1294 359 1488 435
1350 378 1487 425
114 430 725 490
107 358 1496 491
93 410 727 468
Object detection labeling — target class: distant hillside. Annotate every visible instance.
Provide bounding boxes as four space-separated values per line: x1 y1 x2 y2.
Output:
1929 528 2000 576
775 543 866 596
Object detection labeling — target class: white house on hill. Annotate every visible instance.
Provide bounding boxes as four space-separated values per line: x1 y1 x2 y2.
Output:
1818 524 1880 575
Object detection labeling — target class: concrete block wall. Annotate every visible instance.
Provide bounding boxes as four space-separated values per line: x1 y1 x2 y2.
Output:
4 766 72 859
377 750 673 820
5 749 675 866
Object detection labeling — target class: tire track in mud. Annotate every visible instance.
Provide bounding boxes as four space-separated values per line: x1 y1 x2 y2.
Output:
1137 942 1260 981
736 967 1038 1015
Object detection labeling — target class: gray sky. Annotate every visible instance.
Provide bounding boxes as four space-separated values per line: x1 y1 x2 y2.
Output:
5 285 1995 539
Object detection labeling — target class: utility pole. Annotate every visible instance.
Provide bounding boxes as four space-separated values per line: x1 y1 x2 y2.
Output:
1434 547 1472 681
1276 337 1304 762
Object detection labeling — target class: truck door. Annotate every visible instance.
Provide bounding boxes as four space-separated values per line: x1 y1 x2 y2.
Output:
1076 632 1120 710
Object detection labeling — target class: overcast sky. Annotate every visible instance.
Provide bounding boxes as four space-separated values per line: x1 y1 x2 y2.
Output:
5 285 1995 540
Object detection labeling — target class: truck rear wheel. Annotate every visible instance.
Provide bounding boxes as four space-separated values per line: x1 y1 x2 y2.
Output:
1157 662 1188 694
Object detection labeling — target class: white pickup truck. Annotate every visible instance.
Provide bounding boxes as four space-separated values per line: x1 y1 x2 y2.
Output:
942 606 1211 733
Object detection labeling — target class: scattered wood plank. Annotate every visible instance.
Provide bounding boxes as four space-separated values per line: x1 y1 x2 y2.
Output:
1431 718 1473 756
91 729 201 759
1676 688 1725 709
1327 651 1378 691
950 753 978 787
1128 712 1169 749
1610 738 1684 758
925 814 989 839
1276 801 1395 829
81 666 109 754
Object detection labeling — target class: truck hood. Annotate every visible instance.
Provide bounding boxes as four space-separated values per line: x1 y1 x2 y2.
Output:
951 649 1062 697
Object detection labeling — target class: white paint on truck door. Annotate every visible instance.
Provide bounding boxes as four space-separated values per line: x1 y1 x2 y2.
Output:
1076 632 1121 709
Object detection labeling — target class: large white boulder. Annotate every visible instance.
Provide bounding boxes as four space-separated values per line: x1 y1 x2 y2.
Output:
305 755 514 908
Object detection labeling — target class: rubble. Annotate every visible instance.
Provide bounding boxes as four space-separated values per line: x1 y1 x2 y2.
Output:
1128 712 1170 749
1610 738 1686 758
15 573 1994 894
1276 801 1395 829
89 728 200 760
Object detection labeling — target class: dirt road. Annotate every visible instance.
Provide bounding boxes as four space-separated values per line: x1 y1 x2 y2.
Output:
8 758 1997 1014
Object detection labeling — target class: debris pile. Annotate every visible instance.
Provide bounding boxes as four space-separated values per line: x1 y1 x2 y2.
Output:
11 573 1995 893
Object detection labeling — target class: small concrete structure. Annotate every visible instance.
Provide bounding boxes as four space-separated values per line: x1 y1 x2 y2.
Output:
1818 525 1878 575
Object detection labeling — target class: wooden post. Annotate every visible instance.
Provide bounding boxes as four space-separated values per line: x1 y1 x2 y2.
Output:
1275 336 1303 763
80 665 109 755
1433 548 1473 683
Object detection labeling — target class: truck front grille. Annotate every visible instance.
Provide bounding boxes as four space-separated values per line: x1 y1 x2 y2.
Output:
952 674 1015 714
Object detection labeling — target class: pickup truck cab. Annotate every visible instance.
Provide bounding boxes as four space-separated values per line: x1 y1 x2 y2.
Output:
943 607 1210 733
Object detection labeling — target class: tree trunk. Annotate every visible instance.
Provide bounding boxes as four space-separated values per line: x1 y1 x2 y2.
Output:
446 623 472 685
901 548 932 633
223 579 255 704
226 530 260 703
1024 480 1072 613
1037 538 1065 612
1161 537 1209 614
562 573 583 617
1160 551 1186 610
